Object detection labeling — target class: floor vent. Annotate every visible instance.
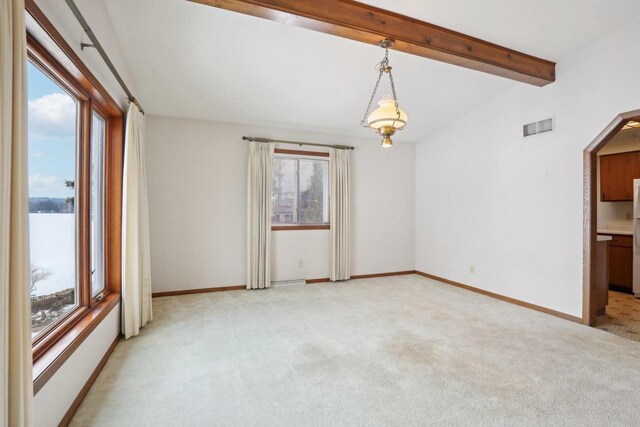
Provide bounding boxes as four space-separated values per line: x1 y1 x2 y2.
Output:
271 279 306 287
523 117 554 138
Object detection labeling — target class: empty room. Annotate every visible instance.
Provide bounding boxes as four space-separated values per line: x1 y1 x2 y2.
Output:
2 0 640 426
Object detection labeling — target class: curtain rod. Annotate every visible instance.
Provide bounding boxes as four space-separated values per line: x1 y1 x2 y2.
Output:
65 0 145 115
242 136 355 150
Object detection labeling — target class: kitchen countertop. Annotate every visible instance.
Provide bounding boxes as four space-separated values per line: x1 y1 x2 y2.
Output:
597 229 633 236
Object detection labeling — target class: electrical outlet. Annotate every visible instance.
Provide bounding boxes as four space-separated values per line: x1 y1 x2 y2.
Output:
298 260 304 268
470 265 475 274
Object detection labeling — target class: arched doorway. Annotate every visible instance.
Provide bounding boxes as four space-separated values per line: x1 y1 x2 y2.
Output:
583 109 640 326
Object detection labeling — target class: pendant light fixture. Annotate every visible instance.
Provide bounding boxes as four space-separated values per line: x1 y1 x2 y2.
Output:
360 39 408 148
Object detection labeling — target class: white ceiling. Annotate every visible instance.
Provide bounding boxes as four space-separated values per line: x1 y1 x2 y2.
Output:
102 0 640 142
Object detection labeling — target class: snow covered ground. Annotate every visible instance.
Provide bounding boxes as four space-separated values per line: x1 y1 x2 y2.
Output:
29 213 76 297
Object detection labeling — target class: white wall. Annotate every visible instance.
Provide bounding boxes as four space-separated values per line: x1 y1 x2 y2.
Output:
596 128 640 232
30 2 129 424
415 14 640 318
145 115 416 292
33 305 120 427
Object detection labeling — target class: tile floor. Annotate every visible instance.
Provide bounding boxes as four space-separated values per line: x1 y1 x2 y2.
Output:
595 290 640 342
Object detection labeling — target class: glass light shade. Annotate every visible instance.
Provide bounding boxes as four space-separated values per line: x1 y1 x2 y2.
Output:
380 136 394 148
367 95 408 131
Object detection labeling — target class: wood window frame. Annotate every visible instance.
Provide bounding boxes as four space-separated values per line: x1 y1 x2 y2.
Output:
25 0 125 393
272 148 331 231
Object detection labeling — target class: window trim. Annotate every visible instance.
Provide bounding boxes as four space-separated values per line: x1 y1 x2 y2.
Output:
274 148 330 158
26 0 124 392
90 110 107 298
272 224 331 231
272 149 331 231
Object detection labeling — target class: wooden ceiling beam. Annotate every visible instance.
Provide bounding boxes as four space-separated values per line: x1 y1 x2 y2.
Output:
189 0 556 86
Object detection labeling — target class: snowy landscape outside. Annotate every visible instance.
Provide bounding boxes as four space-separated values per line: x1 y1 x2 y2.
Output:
28 61 78 339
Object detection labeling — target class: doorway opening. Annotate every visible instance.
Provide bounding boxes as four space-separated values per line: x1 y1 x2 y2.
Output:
583 109 640 342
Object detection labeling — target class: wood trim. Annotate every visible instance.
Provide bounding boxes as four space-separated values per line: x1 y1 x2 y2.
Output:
152 271 417 292
351 270 415 280
306 277 330 284
306 270 416 283
583 109 640 326
105 117 124 295
33 293 120 395
58 335 120 427
78 100 92 309
274 148 330 157
26 40 90 102
415 271 582 323
189 0 556 86
152 285 245 298
31 306 88 361
272 224 330 231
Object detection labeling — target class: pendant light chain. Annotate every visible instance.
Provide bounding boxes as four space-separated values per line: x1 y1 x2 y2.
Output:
386 52 402 128
359 49 386 127
360 45 402 128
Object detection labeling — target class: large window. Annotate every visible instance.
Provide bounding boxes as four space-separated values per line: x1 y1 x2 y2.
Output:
27 0 125 393
27 59 110 344
272 151 329 226
27 61 79 339
27 50 113 354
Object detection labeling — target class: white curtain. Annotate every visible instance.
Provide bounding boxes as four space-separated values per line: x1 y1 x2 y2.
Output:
247 141 274 289
121 103 152 339
0 0 33 424
330 148 350 281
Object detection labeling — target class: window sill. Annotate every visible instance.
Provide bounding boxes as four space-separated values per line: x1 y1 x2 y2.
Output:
272 225 330 231
33 292 120 395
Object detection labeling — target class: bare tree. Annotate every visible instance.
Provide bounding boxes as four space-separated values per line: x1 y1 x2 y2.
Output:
30 263 51 297
65 179 75 209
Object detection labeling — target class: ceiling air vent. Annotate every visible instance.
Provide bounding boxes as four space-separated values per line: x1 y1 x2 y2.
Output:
523 117 554 138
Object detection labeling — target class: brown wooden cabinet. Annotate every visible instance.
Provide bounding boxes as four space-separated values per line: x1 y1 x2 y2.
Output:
600 150 640 201
594 240 609 316
601 234 633 292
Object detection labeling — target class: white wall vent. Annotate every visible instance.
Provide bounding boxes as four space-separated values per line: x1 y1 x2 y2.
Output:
523 117 554 138
271 279 306 287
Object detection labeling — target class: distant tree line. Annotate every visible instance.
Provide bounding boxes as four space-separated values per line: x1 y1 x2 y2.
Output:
29 197 74 213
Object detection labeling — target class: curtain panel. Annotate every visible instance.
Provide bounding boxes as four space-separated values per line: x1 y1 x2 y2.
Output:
0 0 33 424
247 141 274 289
330 148 351 281
122 103 152 339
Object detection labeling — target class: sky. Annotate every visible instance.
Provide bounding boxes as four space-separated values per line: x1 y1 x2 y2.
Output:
27 61 77 198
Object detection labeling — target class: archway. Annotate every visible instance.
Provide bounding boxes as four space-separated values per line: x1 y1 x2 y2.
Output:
583 109 640 325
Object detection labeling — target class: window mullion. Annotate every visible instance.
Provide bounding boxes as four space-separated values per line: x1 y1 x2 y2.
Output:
295 158 300 225
78 100 93 309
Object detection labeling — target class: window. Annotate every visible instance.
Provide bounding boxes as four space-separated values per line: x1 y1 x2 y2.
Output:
272 151 329 227
90 112 106 297
27 57 113 346
27 61 79 339
27 0 125 393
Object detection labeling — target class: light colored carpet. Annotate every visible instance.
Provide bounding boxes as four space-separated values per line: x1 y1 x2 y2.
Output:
70 275 640 426
596 290 640 342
